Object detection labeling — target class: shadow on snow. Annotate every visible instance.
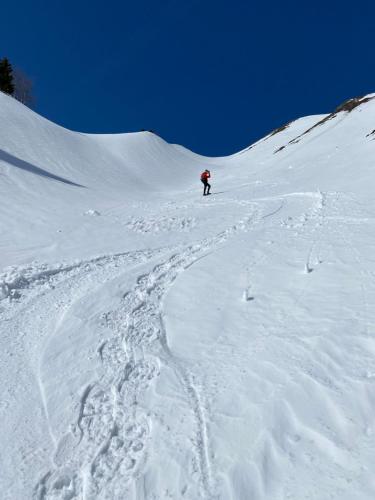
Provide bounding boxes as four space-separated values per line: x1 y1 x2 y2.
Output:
0 149 86 188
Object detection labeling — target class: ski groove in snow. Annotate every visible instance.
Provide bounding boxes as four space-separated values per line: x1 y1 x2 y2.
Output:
33 206 259 499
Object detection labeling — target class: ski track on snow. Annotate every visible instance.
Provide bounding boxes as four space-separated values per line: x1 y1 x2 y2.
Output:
30 205 263 500
0 248 167 499
8 191 356 500
2 191 331 500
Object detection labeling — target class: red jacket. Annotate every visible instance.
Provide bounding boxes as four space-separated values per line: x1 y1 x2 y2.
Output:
201 171 210 181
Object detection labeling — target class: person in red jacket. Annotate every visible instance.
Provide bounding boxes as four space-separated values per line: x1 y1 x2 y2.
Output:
200 169 211 196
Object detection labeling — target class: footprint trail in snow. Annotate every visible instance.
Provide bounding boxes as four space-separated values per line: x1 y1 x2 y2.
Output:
34 207 260 500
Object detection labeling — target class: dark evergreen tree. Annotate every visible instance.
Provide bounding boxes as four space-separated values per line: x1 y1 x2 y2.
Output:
13 68 35 106
0 58 15 95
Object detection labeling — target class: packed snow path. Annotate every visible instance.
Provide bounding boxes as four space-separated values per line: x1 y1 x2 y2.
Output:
1 92 375 499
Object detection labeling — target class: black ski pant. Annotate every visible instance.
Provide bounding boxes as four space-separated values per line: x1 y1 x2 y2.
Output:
201 179 211 195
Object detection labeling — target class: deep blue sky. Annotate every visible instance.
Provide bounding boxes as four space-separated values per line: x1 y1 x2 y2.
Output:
2 0 374 155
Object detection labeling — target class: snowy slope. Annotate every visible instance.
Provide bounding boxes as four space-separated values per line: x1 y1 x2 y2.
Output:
1 91 375 500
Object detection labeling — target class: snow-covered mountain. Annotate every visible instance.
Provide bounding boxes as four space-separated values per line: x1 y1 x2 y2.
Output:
1 91 375 500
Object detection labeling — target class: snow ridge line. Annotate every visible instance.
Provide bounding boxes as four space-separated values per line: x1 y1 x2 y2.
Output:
34 207 260 500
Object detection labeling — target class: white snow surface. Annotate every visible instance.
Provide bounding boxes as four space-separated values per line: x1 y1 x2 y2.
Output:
1 91 375 499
